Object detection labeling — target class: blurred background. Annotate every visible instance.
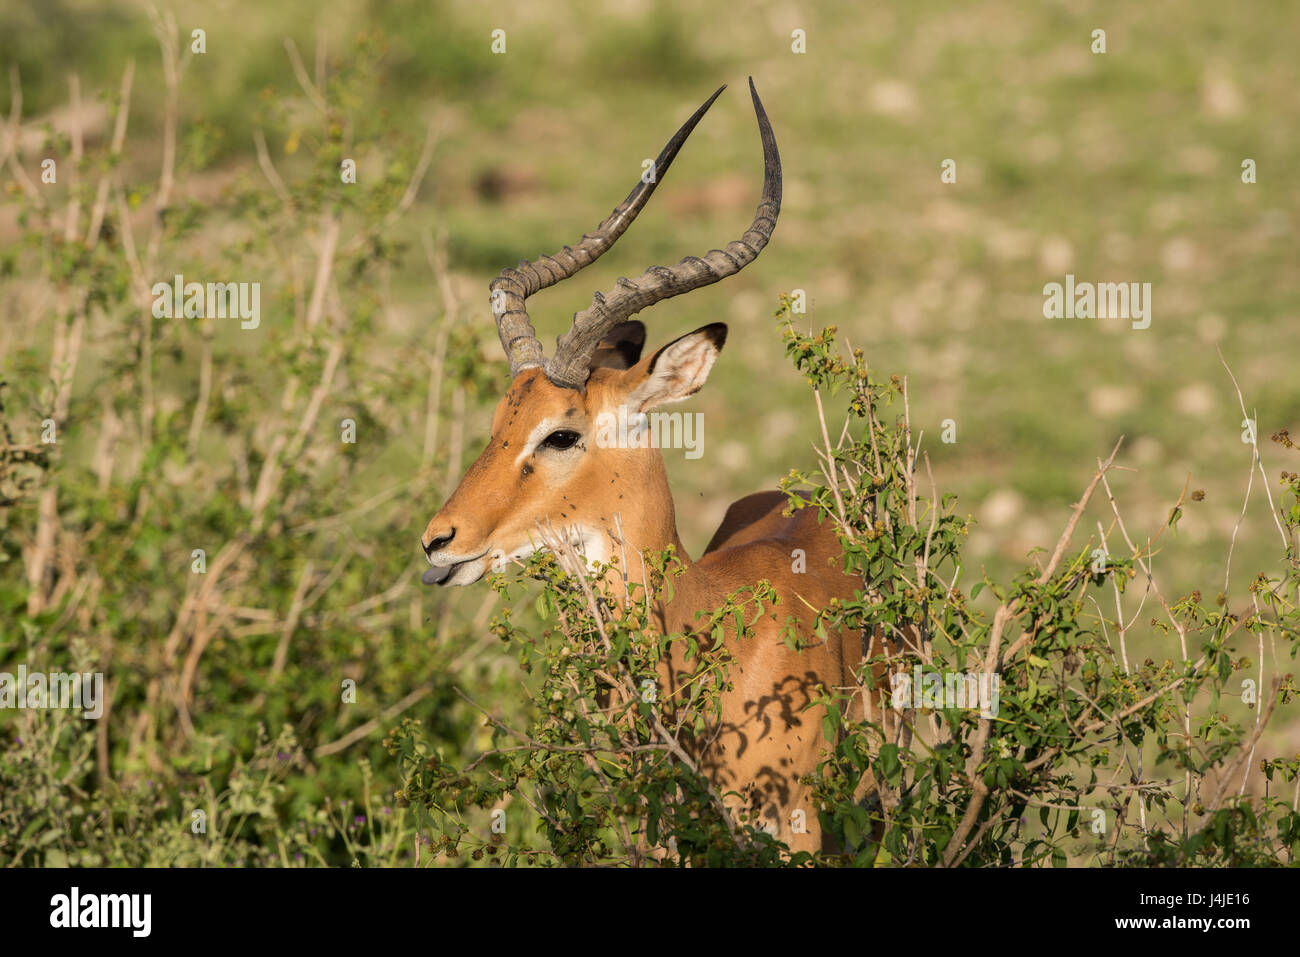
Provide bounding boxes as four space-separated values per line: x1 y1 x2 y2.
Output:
0 0 1296 864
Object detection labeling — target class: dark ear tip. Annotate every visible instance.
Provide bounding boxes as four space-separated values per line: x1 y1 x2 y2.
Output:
646 322 728 376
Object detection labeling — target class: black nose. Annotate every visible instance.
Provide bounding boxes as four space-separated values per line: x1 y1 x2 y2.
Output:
423 528 455 557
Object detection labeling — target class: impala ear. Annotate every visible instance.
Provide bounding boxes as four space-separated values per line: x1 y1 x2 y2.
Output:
625 323 727 412
589 320 646 372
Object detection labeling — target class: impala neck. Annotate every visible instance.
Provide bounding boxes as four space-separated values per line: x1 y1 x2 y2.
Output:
595 450 693 606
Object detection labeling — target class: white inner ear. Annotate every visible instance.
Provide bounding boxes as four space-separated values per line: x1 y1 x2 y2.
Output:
626 334 720 413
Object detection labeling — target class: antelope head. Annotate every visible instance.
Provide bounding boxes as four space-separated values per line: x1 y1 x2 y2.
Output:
420 79 781 587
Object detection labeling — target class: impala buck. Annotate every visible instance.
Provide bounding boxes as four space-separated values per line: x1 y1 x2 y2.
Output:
421 80 881 855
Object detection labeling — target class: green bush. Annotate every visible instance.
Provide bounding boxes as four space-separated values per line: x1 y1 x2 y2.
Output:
1 31 489 868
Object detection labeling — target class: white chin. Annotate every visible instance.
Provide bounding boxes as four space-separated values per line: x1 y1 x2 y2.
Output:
424 528 608 587
444 560 487 586
422 558 487 587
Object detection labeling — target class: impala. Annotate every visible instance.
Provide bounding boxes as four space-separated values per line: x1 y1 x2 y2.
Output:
421 80 881 855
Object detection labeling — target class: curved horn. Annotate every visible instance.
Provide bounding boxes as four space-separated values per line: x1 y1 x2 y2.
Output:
489 85 728 378
544 77 781 390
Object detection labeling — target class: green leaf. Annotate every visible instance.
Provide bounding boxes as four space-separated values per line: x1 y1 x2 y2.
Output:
876 743 902 787
822 713 838 743
843 814 862 849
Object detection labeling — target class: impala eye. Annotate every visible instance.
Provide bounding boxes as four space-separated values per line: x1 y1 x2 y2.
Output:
541 429 581 451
